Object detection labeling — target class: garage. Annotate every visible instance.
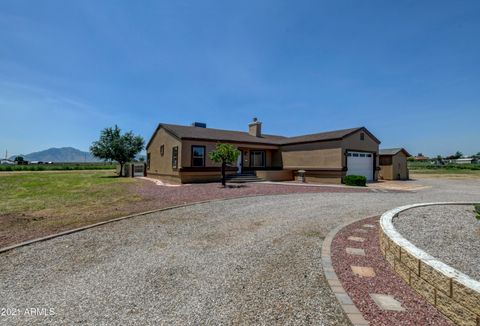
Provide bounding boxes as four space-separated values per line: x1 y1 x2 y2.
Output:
346 151 374 181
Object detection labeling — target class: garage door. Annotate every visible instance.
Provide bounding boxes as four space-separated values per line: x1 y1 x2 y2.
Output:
346 151 374 181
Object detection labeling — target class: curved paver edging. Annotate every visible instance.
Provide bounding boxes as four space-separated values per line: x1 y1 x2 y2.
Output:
0 191 340 255
322 216 378 326
379 202 480 326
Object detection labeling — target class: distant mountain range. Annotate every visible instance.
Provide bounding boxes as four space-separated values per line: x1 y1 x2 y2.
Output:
10 147 102 163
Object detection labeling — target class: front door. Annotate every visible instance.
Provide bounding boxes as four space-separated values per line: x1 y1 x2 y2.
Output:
236 151 242 174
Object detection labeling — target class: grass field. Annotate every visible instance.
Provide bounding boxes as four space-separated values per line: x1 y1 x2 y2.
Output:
0 162 117 171
0 170 140 247
408 161 480 177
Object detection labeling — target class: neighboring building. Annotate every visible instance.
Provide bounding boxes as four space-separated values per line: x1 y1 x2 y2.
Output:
378 148 411 180
454 157 478 164
146 119 381 184
414 154 429 161
0 159 15 165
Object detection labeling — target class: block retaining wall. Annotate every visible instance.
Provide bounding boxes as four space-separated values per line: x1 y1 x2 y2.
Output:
379 202 480 326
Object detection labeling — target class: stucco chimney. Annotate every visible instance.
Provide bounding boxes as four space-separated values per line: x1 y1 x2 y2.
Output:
248 117 262 137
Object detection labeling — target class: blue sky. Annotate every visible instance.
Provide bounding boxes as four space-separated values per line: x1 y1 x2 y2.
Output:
1 0 479 157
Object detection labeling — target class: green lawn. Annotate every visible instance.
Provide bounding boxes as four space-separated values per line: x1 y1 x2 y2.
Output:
0 170 141 247
408 161 480 177
0 162 117 171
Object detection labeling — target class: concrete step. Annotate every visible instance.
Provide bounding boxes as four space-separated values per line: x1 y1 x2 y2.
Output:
225 174 263 183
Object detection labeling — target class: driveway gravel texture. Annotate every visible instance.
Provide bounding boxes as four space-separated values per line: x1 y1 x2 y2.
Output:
394 204 480 281
0 177 479 325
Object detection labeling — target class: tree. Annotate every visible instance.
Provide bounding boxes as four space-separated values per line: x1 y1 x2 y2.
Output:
208 143 240 187
90 125 145 177
454 151 463 159
14 156 24 163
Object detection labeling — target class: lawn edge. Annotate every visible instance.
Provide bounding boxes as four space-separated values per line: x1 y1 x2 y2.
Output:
321 215 379 326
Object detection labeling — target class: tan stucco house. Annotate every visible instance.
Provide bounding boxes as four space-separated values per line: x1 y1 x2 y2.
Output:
378 148 410 180
146 119 381 184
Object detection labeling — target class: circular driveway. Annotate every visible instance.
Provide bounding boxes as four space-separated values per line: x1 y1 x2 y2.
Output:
1 178 479 325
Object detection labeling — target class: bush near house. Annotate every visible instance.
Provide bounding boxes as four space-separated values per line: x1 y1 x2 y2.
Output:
343 175 367 187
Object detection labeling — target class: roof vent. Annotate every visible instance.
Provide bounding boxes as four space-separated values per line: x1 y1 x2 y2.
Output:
192 122 207 128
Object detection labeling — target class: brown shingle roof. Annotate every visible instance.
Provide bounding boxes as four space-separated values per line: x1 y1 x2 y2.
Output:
147 123 380 148
280 127 363 144
160 124 287 145
379 148 411 156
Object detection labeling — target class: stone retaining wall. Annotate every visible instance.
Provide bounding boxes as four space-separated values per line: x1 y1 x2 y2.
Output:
379 202 480 326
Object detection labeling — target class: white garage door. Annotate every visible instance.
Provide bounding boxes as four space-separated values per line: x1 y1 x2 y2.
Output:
346 151 374 181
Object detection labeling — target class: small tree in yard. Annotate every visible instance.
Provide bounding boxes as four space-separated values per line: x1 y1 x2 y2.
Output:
208 143 240 187
90 125 145 177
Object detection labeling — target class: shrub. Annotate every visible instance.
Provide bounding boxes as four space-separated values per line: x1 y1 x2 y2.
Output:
475 204 480 220
343 175 367 187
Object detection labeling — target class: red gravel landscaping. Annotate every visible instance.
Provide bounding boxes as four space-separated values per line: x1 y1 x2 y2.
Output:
331 217 452 326
130 179 372 212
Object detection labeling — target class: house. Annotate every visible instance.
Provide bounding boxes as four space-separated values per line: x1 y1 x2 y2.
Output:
454 157 478 164
146 119 381 184
414 154 429 161
0 159 15 165
378 148 411 180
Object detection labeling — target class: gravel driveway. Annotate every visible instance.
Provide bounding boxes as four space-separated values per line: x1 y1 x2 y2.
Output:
1 177 479 325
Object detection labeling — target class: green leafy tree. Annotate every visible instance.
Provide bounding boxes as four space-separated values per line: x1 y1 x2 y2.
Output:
14 156 24 164
90 125 145 177
454 151 463 159
208 143 240 187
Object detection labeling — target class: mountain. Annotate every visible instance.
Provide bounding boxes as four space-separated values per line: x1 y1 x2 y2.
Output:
10 147 102 163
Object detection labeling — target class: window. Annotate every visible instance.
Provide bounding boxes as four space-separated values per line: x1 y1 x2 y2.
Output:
147 153 151 170
250 151 265 167
360 132 365 140
191 145 205 167
366 153 372 157
160 145 164 156
353 153 359 157
347 152 352 157
172 146 178 169
360 153 366 157
379 156 392 166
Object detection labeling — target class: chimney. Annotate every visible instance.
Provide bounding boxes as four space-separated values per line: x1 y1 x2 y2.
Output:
248 117 262 137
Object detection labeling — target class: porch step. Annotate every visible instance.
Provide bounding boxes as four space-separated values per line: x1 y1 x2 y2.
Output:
225 174 263 183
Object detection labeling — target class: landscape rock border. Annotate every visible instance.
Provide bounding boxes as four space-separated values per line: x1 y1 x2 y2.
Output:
379 202 480 326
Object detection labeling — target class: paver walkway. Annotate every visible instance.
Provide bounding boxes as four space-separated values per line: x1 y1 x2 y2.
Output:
331 216 452 325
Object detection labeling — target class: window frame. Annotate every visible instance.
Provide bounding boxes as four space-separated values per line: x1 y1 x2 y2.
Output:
191 145 206 167
172 146 178 170
379 155 393 166
360 132 365 141
160 145 164 156
250 150 266 168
